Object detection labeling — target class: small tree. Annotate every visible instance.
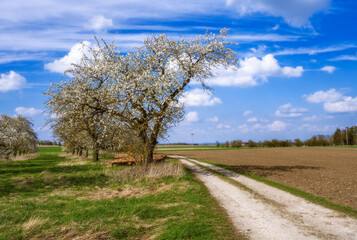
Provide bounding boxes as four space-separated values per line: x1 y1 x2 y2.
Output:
246 140 256 148
294 138 304 147
0 115 38 159
224 141 229 148
231 140 242 148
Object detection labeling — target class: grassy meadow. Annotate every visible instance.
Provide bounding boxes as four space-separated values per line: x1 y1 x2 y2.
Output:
0 147 240 239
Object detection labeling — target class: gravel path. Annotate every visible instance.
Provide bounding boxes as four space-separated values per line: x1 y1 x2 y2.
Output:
170 155 357 240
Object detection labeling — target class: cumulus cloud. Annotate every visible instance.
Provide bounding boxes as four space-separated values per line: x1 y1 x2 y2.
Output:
304 89 344 103
238 120 286 132
274 103 308 117
302 115 333 121
44 41 91 73
305 89 357 113
0 71 26 92
184 111 199 122
15 107 42 117
217 123 231 129
88 15 113 31
267 120 287 131
208 54 303 87
297 124 334 133
247 117 258 122
238 123 262 133
320 66 336 73
180 88 222 107
208 116 219 122
226 0 330 27
324 97 357 113
242 110 253 116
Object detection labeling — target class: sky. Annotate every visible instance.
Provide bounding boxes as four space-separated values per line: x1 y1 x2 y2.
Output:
1 0 357 144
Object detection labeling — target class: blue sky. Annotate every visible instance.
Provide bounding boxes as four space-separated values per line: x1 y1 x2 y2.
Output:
1 0 357 143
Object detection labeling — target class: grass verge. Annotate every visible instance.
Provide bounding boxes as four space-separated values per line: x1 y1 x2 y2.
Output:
0 147 241 239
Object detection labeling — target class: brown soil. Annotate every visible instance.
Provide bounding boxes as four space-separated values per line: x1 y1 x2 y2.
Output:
163 147 357 209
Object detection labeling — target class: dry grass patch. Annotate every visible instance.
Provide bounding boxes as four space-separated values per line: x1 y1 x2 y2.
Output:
11 176 35 186
47 225 110 240
57 154 93 166
49 189 80 197
22 216 49 234
105 161 184 183
77 183 175 200
12 153 39 161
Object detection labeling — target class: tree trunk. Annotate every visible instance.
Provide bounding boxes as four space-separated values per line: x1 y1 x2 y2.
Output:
93 143 99 161
79 148 83 157
85 147 88 158
93 149 99 161
72 149 75 155
143 141 155 164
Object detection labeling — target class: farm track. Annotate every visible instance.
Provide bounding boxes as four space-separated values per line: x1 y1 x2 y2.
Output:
171 155 357 240
163 147 357 209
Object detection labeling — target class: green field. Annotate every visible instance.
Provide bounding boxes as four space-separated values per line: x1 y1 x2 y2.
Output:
0 147 240 239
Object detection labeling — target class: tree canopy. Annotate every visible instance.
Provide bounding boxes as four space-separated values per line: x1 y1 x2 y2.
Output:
0 114 38 159
45 29 238 163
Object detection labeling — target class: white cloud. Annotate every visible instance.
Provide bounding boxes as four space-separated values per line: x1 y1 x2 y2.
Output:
305 89 357 113
274 103 308 117
274 44 356 56
247 117 258 122
242 110 253 116
217 123 231 129
320 66 336 73
305 89 344 103
267 120 287 131
272 24 279 31
226 0 330 27
297 124 334 133
208 116 219 122
329 53 357 61
0 71 26 92
15 107 42 117
180 88 222 107
184 111 199 122
238 123 264 133
324 97 357 113
207 54 303 87
302 115 318 122
230 34 298 42
302 115 333 121
88 15 113 31
44 41 91 73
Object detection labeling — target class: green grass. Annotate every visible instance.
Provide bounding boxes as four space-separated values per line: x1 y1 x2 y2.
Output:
0 148 242 239
37 146 64 153
185 157 357 219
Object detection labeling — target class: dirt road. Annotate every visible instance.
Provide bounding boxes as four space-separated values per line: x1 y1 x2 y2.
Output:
171 155 357 240
164 147 357 209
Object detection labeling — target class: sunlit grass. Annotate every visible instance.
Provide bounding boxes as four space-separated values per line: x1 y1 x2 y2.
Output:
0 148 240 239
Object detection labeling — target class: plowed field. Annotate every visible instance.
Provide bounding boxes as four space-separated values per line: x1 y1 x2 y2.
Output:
161 147 357 209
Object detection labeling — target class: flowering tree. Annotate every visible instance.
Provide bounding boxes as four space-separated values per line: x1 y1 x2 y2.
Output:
0 114 38 159
45 29 238 163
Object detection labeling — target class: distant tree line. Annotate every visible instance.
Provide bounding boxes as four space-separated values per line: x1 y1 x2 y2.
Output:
0 114 38 159
217 126 357 148
38 140 61 146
